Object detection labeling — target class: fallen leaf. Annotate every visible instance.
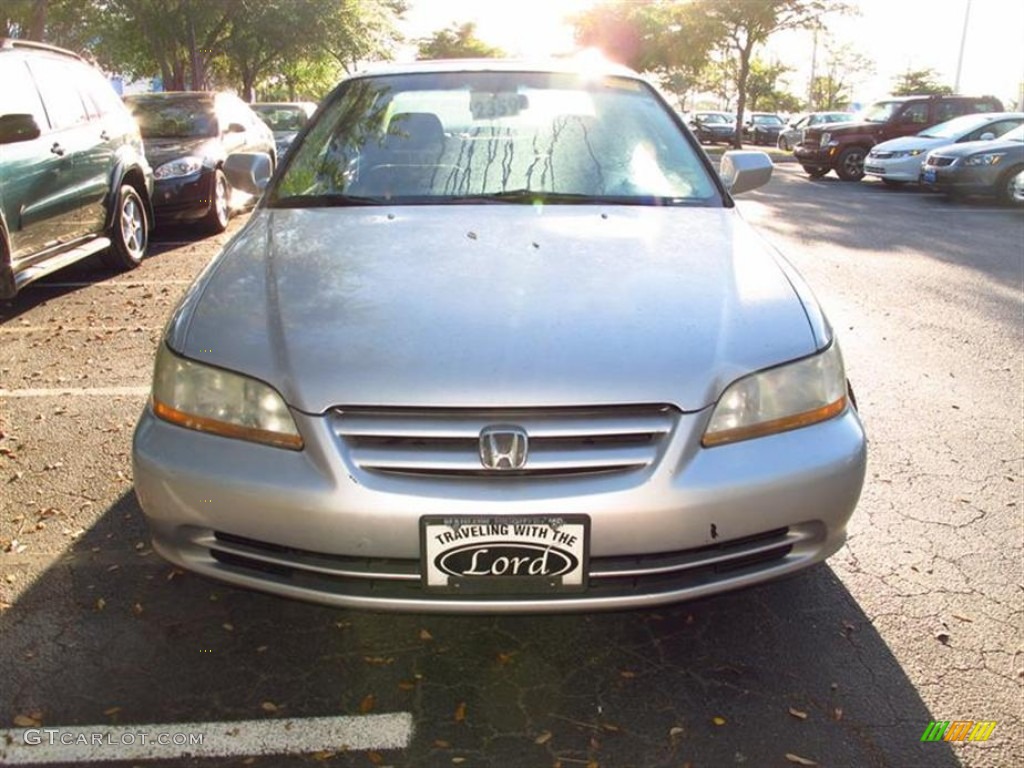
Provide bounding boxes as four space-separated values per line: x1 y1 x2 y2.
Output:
831 707 844 722
367 751 384 765
535 731 552 744
619 670 636 679
398 681 417 691
452 759 466 765
586 761 599 768
497 651 517 666
132 603 144 617
14 714 41 728
104 707 122 717
602 723 620 732
433 739 451 748
788 707 808 720
454 702 467 723
95 597 106 611
419 628 433 641
712 716 727 726
261 701 279 713
359 694 376 714
256 645 268 653
223 623 234 632
669 726 685 738
785 754 818 766
311 751 335 761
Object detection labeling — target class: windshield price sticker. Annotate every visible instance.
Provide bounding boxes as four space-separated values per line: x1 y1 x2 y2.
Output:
469 91 527 120
422 516 589 592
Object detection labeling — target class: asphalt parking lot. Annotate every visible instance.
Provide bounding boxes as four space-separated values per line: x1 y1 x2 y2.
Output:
1 168 1021 768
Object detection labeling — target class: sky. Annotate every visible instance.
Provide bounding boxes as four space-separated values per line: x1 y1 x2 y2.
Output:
399 0 1024 109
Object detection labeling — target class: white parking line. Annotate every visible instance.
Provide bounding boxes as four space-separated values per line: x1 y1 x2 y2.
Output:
0 713 414 764
0 386 150 397
0 326 160 333
25 280 192 288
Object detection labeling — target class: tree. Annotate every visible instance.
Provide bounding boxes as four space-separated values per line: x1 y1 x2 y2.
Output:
744 58 792 111
892 68 952 96
809 41 874 110
416 22 504 60
693 0 846 147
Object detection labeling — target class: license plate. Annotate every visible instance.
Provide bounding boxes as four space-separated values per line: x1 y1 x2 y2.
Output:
421 515 589 593
923 169 937 183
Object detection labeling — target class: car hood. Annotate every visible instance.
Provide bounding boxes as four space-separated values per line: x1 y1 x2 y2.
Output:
167 206 820 414
873 135 947 152
143 137 222 168
928 137 1024 159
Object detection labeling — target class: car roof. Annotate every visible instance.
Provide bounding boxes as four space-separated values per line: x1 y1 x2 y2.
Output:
353 57 643 81
0 37 83 61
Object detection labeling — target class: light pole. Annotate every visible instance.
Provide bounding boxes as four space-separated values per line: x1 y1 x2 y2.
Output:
954 0 972 93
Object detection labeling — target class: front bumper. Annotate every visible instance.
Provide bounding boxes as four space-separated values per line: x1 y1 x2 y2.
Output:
151 169 216 223
133 400 866 613
793 144 833 170
920 164 999 196
864 156 924 182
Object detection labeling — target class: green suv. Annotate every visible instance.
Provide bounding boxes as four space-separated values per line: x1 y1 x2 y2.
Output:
0 39 153 299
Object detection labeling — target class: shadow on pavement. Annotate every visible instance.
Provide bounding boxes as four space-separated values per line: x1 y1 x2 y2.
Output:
0 487 963 768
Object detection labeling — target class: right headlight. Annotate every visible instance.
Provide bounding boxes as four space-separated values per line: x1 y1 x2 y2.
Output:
151 343 303 450
154 156 204 180
702 342 848 447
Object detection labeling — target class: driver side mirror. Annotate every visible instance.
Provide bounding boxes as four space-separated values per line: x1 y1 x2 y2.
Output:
0 113 42 144
977 132 996 141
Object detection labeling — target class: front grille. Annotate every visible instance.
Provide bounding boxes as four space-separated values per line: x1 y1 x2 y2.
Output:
925 155 955 167
332 405 678 478
206 526 800 602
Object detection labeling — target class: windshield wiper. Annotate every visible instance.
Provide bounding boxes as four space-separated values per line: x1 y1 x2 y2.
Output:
271 193 389 208
448 190 612 204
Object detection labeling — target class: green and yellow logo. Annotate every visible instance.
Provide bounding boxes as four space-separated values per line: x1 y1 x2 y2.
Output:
921 720 997 742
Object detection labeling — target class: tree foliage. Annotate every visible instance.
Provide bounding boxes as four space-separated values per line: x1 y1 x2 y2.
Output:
810 41 874 109
3 0 406 100
416 22 504 60
892 68 952 97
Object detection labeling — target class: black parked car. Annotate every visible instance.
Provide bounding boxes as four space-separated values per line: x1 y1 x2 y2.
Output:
1 38 153 298
125 92 275 233
742 113 785 146
685 111 736 144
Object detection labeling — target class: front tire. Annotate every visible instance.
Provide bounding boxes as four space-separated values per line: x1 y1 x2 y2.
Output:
203 169 231 233
835 147 867 181
997 165 1024 207
778 136 790 151
101 184 148 269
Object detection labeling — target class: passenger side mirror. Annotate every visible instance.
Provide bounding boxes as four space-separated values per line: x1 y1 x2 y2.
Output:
719 150 773 195
0 113 42 144
224 152 273 196
978 132 996 141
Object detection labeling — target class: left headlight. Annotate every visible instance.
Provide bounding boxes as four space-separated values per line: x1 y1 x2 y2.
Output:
963 152 1007 166
154 156 204 180
151 344 303 450
892 149 926 158
702 342 848 447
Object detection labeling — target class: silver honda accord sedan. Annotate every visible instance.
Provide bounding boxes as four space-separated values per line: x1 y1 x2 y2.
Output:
133 60 866 613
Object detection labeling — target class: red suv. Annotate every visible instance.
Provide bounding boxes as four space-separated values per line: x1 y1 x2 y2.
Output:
795 94 1004 181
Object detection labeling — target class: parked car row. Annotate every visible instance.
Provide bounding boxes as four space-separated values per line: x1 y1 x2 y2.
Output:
0 38 287 298
684 111 790 147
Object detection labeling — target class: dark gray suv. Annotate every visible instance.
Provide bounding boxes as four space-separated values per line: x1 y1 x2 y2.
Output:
0 39 153 298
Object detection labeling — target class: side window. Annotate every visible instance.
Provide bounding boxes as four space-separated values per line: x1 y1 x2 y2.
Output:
968 100 996 114
77 66 127 118
898 102 929 124
964 119 1022 141
934 101 962 122
0 58 48 127
27 58 89 130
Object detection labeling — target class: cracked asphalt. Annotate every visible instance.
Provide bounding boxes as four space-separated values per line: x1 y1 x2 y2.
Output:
1 167 1021 767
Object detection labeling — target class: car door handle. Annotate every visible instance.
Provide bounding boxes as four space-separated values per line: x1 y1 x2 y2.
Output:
50 143 65 156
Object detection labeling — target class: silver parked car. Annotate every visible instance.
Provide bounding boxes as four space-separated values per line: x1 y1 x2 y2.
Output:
922 124 1024 205
133 60 866 613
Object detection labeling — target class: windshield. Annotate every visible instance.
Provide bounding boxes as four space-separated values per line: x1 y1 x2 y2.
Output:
752 115 783 125
125 97 217 139
252 105 309 132
271 71 720 207
860 101 901 123
920 114 1001 139
698 113 729 124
